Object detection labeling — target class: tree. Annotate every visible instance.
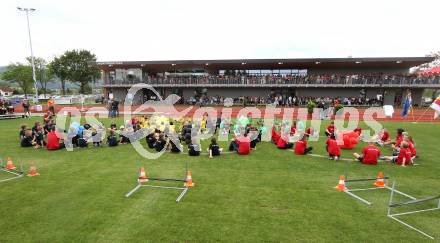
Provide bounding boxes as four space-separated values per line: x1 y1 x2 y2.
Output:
49 49 100 94
26 57 54 97
49 56 68 95
1 63 33 98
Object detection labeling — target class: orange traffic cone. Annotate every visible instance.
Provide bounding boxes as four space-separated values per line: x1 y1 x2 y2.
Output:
184 170 194 187
335 175 347 192
373 171 385 187
5 157 16 170
138 167 149 183
27 162 40 177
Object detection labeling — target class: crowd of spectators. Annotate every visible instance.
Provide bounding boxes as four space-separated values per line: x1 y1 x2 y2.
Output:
185 94 382 107
108 73 440 86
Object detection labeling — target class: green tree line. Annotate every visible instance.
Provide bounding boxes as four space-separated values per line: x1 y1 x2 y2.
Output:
1 49 100 97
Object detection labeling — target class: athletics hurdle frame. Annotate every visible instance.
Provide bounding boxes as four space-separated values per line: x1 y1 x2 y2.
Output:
387 181 440 239
125 162 191 203
343 173 416 206
0 159 24 184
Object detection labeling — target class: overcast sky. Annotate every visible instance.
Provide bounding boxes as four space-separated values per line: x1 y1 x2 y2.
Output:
1 0 439 66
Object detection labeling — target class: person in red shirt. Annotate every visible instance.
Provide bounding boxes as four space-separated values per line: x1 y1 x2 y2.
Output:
271 125 280 144
306 127 312 136
404 136 417 159
46 126 65 150
353 127 362 137
326 134 341 160
391 128 405 147
290 121 296 136
229 134 251 155
353 142 381 165
325 121 335 137
277 134 293 149
378 128 390 146
384 141 413 166
294 136 313 155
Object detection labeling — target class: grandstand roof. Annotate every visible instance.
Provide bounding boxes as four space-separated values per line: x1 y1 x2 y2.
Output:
95 57 434 71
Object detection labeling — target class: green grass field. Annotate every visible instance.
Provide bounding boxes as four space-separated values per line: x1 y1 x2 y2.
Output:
0 117 439 242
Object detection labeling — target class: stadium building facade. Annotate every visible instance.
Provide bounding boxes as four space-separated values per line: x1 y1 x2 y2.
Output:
96 57 438 106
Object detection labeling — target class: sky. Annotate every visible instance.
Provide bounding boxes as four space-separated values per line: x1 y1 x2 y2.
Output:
1 0 439 66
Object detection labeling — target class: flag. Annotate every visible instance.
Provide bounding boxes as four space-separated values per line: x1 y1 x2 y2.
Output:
401 94 412 118
383 105 394 117
430 96 440 119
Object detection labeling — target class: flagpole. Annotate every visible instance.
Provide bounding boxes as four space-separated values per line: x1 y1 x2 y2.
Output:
412 106 431 123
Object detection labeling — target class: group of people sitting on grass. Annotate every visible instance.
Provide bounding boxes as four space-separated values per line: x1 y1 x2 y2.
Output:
271 120 314 155
269 119 417 166
17 113 261 158
18 111 417 165
19 111 64 150
323 121 417 166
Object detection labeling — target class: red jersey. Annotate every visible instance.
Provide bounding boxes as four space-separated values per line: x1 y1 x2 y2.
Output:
381 130 390 142
407 142 416 157
395 134 403 147
236 136 250 155
326 138 341 156
294 140 307 155
396 148 412 165
326 125 335 134
361 145 381 165
46 131 61 150
272 127 280 144
290 126 296 135
277 136 288 149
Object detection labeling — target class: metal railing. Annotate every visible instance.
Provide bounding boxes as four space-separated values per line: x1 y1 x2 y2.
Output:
102 75 440 87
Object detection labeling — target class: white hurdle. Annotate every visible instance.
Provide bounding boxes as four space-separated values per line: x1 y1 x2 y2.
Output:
0 159 24 184
343 175 416 206
387 181 440 239
125 162 192 203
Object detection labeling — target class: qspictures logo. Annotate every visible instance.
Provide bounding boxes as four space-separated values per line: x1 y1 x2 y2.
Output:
56 83 385 159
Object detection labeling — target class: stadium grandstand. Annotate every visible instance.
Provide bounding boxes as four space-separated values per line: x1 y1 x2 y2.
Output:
96 57 439 106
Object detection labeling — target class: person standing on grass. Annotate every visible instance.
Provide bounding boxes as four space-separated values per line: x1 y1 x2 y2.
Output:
22 99 30 117
111 99 119 117
353 141 381 165
47 97 55 114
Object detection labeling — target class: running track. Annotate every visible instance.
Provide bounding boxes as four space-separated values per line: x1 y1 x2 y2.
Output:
13 104 439 122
